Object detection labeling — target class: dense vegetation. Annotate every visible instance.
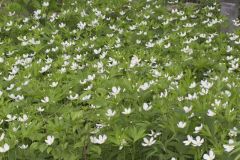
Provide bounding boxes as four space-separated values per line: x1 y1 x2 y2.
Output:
0 0 240 159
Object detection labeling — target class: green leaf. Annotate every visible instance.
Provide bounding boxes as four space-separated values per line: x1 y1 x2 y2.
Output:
127 126 146 143
89 145 101 155
47 147 52 154
39 144 48 152
71 110 83 120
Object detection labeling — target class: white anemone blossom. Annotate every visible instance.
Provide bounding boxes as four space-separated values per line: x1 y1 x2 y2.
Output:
183 135 204 147
41 96 49 103
45 135 55 145
0 133 4 141
110 86 121 97
130 55 141 68
223 139 235 152
122 108 132 115
82 94 91 101
183 135 193 146
39 65 51 73
207 109 216 117
68 94 79 101
106 109 116 117
19 144 28 149
142 137 156 147
0 143 9 153
203 150 215 160
192 136 204 147
177 121 186 128
90 134 107 144
143 103 152 111
138 82 150 91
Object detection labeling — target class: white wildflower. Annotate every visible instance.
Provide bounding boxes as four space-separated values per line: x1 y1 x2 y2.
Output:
203 150 215 160
143 103 152 111
45 135 54 145
90 134 107 144
177 121 186 128
142 137 156 147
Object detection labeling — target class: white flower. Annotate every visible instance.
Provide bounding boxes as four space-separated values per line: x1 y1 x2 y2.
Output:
183 106 192 113
59 22 66 28
152 69 161 77
13 126 20 132
68 94 79 101
229 127 238 137
164 43 171 49
41 97 49 103
18 114 28 122
7 84 14 91
108 57 118 67
90 134 107 144
93 48 101 55
143 103 152 111
185 93 198 100
59 67 66 73
223 139 235 152
207 109 216 117
200 80 213 89
183 135 193 146
45 135 54 145
50 82 58 88
110 86 121 97
84 84 93 91
147 130 161 138
203 150 215 160
119 139 127 150
5 114 17 122
37 107 44 112
223 144 235 152
19 144 28 149
226 45 233 53
0 133 5 141
192 136 204 147
189 82 196 88
138 82 150 91
194 124 203 133
15 95 24 101
82 94 91 101
42 2 49 7
0 57 4 63
77 21 86 30
145 41 155 48
177 121 186 128
40 65 51 73
106 109 116 117
122 108 132 115
4 75 15 81
0 143 9 153
130 55 141 68
142 137 156 146
86 74 95 81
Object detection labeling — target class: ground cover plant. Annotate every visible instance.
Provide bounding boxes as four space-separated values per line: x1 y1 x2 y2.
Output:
0 0 240 159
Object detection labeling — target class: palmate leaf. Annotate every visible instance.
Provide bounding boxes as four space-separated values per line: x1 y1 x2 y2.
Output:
88 145 102 157
127 126 146 143
70 110 83 121
145 147 158 160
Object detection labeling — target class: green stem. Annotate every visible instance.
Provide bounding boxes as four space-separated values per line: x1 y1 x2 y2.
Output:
131 144 136 160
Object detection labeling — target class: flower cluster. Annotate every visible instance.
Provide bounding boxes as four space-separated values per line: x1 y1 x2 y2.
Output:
0 0 239 159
